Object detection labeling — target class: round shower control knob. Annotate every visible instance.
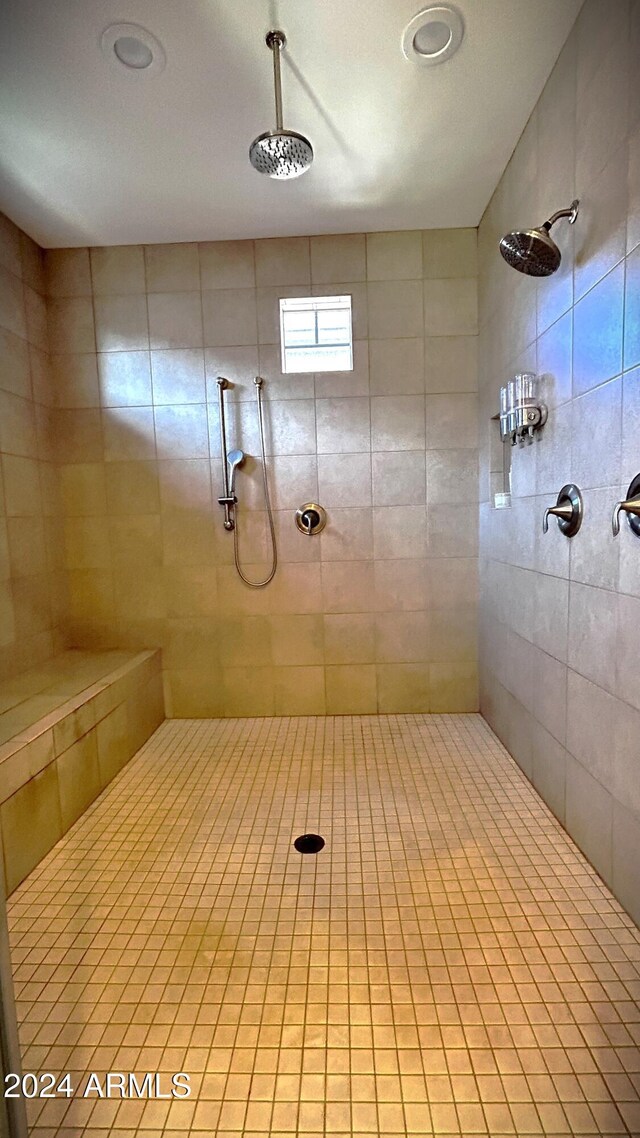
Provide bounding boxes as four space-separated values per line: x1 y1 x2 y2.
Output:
295 503 326 535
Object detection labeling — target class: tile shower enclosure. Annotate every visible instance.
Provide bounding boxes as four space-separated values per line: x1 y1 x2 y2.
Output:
1 0 639 927
40 229 479 718
478 2 640 924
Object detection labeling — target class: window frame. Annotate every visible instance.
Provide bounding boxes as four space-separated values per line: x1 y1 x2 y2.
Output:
279 294 353 374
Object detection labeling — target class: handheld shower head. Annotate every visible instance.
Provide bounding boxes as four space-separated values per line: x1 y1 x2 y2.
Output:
249 30 313 179
499 199 579 277
227 449 245 497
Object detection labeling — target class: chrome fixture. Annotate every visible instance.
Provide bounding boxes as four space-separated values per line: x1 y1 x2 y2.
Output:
295 503 326 536
500 200 579 276
612 474 640 538
216 378 235 531
227 448 245 499
543 484 583 537
216 377 277 587
499 374 547 446
249 30 313 179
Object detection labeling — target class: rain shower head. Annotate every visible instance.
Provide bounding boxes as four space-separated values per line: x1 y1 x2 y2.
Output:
499 199 579 277
249 30 313 179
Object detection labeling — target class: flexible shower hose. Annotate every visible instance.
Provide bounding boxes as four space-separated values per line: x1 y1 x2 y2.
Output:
232 380 277 588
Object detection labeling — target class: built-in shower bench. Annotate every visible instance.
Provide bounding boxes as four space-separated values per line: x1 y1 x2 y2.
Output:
0 649 163 895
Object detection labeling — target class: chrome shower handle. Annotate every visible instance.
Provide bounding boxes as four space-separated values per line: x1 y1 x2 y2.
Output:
543 503 573 533
542 484 583 537
612 496 640 535
612 475 640 537
295 503 326 536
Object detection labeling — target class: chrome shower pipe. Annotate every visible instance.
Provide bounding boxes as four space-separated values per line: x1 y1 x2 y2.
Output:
216 377 235 531
267 30 285 131
545 202 580 229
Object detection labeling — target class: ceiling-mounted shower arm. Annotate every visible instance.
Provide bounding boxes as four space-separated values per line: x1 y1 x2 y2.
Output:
249 28 313 178
544 199 580 231
266 30 286 131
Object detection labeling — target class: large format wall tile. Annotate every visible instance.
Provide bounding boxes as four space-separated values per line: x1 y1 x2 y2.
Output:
0 200 469 718
478 0 640 926
0 215 65 682
39 227 479 715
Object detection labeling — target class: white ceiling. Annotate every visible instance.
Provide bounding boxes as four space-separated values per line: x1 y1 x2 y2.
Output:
0 0 582 248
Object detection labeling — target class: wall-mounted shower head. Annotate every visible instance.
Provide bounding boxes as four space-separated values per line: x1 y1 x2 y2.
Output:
227 449 245 497
249 30 313 179
499 199 579 277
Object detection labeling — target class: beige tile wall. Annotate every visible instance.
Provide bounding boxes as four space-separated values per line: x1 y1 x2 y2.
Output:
46 229 479 715
478 0 640 924
0 214 67 682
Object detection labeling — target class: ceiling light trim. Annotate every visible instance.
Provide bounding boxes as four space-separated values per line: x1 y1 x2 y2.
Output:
100 23 166 77
402 5 464 66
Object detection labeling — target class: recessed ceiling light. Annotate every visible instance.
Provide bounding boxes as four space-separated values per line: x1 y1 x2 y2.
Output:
402 5 464 66
114 36 153 69
100 23 166 77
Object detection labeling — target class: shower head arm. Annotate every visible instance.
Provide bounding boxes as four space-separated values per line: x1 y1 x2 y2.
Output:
266 30 286 131
544 199 580 230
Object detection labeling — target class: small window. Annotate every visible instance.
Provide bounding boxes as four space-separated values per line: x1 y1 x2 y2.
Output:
279 295 353 374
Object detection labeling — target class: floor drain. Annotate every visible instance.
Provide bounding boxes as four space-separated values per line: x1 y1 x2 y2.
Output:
294 833 325 854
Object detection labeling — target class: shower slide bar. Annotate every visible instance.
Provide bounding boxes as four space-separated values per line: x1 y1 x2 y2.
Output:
216 377 235 531
216 376 278 588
